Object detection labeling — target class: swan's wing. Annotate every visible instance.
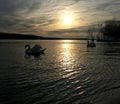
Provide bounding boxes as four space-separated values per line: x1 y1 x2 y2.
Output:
30 44 42 53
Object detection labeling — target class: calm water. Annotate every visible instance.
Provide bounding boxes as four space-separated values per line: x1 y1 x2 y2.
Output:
0 40 120 104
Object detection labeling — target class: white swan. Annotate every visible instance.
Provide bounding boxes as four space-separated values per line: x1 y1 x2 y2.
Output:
87 39 96 48
25 44 46 56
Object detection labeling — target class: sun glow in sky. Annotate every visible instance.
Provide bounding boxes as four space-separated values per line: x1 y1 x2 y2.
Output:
56 10 82 30
63 15 72 25
57 14 75 29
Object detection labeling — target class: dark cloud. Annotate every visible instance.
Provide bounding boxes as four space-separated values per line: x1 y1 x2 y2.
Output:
0 0 57 34
0 0 41 14
47 26 88 36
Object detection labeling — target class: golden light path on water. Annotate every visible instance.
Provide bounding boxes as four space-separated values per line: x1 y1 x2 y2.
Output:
57 40 80 79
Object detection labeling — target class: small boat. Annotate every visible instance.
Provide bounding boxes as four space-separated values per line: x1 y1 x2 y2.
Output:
25 44 46 56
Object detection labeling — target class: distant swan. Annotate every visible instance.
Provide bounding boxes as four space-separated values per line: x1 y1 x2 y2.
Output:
25 44 46 56
87 39 96 48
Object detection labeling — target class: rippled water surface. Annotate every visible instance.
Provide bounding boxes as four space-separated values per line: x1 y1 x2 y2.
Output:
0 40 120 104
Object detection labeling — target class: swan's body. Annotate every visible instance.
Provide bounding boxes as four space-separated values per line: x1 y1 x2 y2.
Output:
87 42 96 47
25 44 46 56
87 39 96 48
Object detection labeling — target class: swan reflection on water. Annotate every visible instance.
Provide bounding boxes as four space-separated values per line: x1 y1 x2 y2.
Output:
24 53 45 60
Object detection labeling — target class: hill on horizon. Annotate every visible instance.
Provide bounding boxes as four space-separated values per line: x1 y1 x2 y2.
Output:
0 32 88 40
0 32 46 40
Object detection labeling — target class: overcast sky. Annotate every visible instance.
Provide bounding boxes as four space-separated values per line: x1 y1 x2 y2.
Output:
0 0 120 37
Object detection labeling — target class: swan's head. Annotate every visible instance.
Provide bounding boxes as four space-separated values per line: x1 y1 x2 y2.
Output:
25 44 31 55
25 44 30 49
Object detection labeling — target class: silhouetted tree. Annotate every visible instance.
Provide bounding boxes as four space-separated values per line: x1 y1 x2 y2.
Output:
87 27 96 39
98 19 120 41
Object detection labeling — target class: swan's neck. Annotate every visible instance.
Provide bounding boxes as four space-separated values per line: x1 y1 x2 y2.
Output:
25 45 31 53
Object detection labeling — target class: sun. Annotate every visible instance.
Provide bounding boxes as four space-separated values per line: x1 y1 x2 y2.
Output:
63 15 72 25
56 12 79 29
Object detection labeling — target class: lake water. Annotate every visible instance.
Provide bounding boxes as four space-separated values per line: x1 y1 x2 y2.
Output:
0 40 120 104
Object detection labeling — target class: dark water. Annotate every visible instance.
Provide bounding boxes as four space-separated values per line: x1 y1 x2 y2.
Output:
0 40 120 104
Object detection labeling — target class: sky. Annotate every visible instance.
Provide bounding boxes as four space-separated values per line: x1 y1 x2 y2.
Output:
0 0 120 38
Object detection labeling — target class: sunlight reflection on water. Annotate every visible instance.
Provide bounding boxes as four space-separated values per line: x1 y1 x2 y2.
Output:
56 40 85 79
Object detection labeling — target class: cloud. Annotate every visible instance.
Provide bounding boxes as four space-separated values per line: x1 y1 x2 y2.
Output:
0 0 119 37
0 0 41 14
0 0 57 34
46 25 89 38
